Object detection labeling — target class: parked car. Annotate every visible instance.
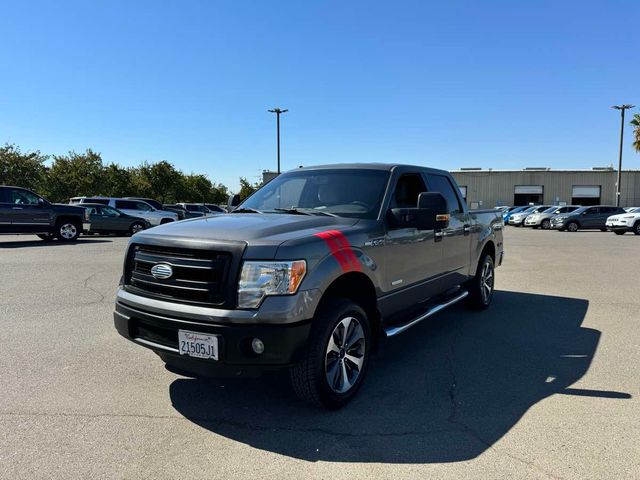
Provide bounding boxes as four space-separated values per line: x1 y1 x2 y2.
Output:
204 203 227 214
124 197 164 210
162 204 189 220
1 186 88 241
523 205 580 229
551 206 626 232
508 205 551 226
502 205 529 223
623 207 640 213
175 203 221 217
605 209 640 235
82 203 150 236
114 163 504 408
69 197 178 226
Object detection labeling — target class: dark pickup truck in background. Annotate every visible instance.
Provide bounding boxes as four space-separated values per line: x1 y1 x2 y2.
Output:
0 186 88 241
114 164 504 408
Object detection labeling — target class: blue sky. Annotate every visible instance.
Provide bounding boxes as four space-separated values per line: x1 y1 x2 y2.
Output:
1 0 638 191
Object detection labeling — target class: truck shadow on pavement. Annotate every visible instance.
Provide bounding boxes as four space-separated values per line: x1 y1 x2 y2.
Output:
169 290 631 463
0 239 111 249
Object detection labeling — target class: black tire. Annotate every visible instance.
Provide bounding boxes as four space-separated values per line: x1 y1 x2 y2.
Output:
466 253 495 310
37 234 54 241
566 221 579 232
633 222 640 235
55 220 80 241
290 298 371 409
541 219 551 230
129 221 146 236
614 230 626 235
160 218 174 225
600 228 607 232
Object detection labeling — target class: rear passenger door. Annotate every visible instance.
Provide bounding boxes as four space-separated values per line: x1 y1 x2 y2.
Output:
425 173 472 286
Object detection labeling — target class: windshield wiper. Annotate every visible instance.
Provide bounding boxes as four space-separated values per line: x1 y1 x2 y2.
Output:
232 207 262 214
273 207 338 217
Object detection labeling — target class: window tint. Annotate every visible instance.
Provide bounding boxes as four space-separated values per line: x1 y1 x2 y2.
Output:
0 188 9 203
86 198 110 205
9 188 41 205
185 205 197 211
425 174 462 214
600 207 616 214
103 206 119 216
115 200 137 210
135 202 153 211
206 205 224 213
392 174 427 209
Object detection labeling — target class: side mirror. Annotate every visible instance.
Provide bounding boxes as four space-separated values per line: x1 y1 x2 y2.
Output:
229 194 241 208
37 198 46 207
388 192 449 230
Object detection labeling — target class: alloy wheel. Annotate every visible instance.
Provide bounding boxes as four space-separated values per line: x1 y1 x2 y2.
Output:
59 223 77 239
131 223 144 234
480 261 494 304
325 316 366 394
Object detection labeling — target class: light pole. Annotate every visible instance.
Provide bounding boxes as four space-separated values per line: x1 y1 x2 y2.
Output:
611 104 635 207
268 108 288 174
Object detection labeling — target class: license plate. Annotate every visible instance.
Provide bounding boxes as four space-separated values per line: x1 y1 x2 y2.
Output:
178 330 219 360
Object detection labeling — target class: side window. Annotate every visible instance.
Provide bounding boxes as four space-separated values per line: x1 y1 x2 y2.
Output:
0 188 8 203
425 174 462 214
115 200 135 210
185 205 197 212
391 174 427 209
10 188 41 205
103 206 119 216
135 202 153 211
586 207 598 215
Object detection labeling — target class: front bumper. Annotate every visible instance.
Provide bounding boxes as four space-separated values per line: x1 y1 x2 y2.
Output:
508 217 524 225
114 289 318 376
523 217 540 226
606 221 632 231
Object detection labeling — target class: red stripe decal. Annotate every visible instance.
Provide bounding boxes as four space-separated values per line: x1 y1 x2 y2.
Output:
314 230 362 272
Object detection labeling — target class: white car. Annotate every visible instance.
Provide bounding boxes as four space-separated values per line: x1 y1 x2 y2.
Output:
606 210 640 235
524 205 581 229
70 197 179 226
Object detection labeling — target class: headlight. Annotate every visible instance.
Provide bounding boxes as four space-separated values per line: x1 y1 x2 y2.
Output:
623 215 635 219
237 260 307 308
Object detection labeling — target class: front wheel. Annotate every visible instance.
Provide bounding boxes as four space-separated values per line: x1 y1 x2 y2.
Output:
290 299 370 409
56 221 80 241
541 219 551 230
566 221 579 232
466 254 495 310
634 222 640 235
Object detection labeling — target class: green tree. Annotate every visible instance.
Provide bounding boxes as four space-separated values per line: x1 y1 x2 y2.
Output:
103 164 134 197
0 143 48 191
238 177 260 201
631 113 640 153
134 161 181 204
45 149 104 202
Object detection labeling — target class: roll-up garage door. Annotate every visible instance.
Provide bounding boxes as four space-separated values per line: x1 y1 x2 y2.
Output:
514 185 544 206
514 185 544 194
572 185 601 206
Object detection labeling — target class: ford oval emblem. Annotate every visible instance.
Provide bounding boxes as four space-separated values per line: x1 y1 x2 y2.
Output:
150 263 173 280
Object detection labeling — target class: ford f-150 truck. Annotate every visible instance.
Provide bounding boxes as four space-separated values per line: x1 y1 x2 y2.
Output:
114 164 504 408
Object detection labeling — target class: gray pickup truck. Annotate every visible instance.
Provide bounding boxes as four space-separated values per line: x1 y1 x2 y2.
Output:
114 164 504 408
0 186 88 241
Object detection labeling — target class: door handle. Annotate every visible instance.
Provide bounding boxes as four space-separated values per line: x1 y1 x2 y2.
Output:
463 224 471 235
12 207 23 210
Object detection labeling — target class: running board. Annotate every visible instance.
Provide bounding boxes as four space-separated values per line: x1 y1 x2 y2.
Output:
383 289 469 337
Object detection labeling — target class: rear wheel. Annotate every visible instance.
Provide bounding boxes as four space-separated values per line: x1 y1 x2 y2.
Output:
541 219 551 230
566 221 579 232
466 253 495 310
55 220 80 241
290 298 370 409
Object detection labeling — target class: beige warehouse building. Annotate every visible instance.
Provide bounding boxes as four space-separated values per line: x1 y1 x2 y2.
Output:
450 168 640 208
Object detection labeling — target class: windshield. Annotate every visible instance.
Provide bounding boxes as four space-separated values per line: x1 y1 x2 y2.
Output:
239 168 390 219
542 207 558 213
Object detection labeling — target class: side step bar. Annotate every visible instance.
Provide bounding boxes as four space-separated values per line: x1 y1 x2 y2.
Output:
383 289 469 337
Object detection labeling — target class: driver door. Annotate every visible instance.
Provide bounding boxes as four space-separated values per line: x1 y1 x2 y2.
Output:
6 188 53 232
380 172 444 315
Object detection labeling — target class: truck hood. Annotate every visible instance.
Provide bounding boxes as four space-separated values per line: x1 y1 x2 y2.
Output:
134 213 360 252
53 203 86 215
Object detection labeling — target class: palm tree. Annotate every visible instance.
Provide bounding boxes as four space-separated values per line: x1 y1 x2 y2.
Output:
631 113 640 153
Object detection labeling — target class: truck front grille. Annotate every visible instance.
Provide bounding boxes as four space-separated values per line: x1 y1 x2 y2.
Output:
125 244 232 307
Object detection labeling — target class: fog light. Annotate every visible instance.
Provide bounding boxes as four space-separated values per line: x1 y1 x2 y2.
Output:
251 338 265 355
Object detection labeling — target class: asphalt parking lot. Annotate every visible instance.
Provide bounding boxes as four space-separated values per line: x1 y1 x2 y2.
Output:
1 228 638 479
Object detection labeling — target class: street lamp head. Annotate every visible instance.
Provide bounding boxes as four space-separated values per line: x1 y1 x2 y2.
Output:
611 104 635 110
268 108 288 114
